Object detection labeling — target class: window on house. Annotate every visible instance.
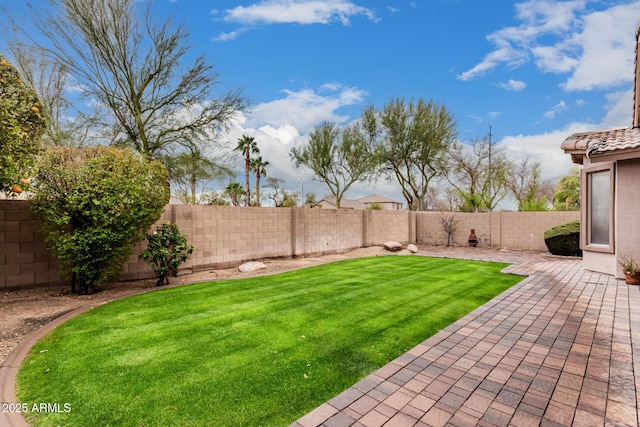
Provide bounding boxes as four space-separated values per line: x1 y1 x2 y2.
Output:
583 163 614 252
589 171 610 244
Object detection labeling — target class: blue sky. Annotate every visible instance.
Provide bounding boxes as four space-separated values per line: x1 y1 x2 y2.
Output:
4 0 640 207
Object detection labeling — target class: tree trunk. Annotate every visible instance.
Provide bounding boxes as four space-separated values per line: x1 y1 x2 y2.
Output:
191 176 197 204
255 172 261 207
245 151 251 206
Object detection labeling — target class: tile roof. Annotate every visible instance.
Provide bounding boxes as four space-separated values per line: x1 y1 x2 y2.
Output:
561 127 640 157
563 22 640 161
357 194 402 204
320 198 367 209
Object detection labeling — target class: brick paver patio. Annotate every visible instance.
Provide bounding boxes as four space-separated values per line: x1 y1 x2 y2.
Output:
291 247 640 427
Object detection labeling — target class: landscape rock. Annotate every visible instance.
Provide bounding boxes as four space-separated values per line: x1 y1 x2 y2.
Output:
407 244 418 253
238 261 267 273
383 241 403 252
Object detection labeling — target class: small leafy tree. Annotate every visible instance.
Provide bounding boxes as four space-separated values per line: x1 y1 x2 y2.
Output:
264 176 299 207
30 146 169 293
445 137 510 212
303 192 321 208
141 222 194 286
439 213 460 247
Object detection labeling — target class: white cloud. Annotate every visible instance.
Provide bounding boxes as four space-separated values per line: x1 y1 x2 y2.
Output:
600 89 633 129
218 0 377 26
213 28 250 42
496 79 527 91
562 2 640 91
457 44 527 82
468 111 502 123
213 0 378 41
544 100 568 119
498 83 633 186
457 0 640 92
498 122 594 181
458 0 585 81
531 42 579 73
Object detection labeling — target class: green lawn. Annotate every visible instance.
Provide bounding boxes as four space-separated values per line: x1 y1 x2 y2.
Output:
17 256 522 427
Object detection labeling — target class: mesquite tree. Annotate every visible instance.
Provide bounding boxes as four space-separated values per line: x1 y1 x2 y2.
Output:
11 0 246 158
362 98 457 211
290 121 375 208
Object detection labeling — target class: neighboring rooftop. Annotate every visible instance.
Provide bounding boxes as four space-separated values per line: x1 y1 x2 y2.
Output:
319 194 404 210
561 127 640 164
319 198 368 210
357 194 402 205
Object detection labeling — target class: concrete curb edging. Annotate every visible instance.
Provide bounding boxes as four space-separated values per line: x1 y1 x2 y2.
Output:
0 304 100 427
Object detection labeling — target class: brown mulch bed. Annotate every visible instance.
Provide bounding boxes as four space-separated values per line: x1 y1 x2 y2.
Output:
0 246 400 367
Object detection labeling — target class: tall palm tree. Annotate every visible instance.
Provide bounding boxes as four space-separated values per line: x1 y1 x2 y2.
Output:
250 156 269 207
235 135 259 206
224 181 244 206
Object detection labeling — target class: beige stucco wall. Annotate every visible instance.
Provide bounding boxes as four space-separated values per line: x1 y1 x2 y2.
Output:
583 251 617 277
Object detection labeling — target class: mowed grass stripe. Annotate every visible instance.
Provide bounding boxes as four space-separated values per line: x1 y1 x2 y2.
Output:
17 256 522 427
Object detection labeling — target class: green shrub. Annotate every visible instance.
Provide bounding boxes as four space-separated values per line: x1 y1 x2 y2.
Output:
544 220 582 256
141 222 194 286
30 146 170 293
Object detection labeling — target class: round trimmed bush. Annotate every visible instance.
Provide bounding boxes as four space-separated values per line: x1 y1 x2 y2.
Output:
544 220 582 257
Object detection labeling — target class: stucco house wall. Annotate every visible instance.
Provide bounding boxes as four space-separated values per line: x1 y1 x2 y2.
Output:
615 158 640 276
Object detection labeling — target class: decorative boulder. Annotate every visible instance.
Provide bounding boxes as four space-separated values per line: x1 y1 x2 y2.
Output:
407 244 418 253
544 220 582 257
238 261 267 273
383 241 403 252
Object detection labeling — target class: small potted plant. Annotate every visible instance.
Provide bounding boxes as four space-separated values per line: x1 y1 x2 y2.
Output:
618 254 640 285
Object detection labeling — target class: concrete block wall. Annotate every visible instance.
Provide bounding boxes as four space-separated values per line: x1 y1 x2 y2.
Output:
364 210 411 246
415 212 491 248
303 208 363 255
185 205 293 269
497 211 580 251
0 201 64 289
415 211 579 250
120 205 295 280
1 201 581 289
